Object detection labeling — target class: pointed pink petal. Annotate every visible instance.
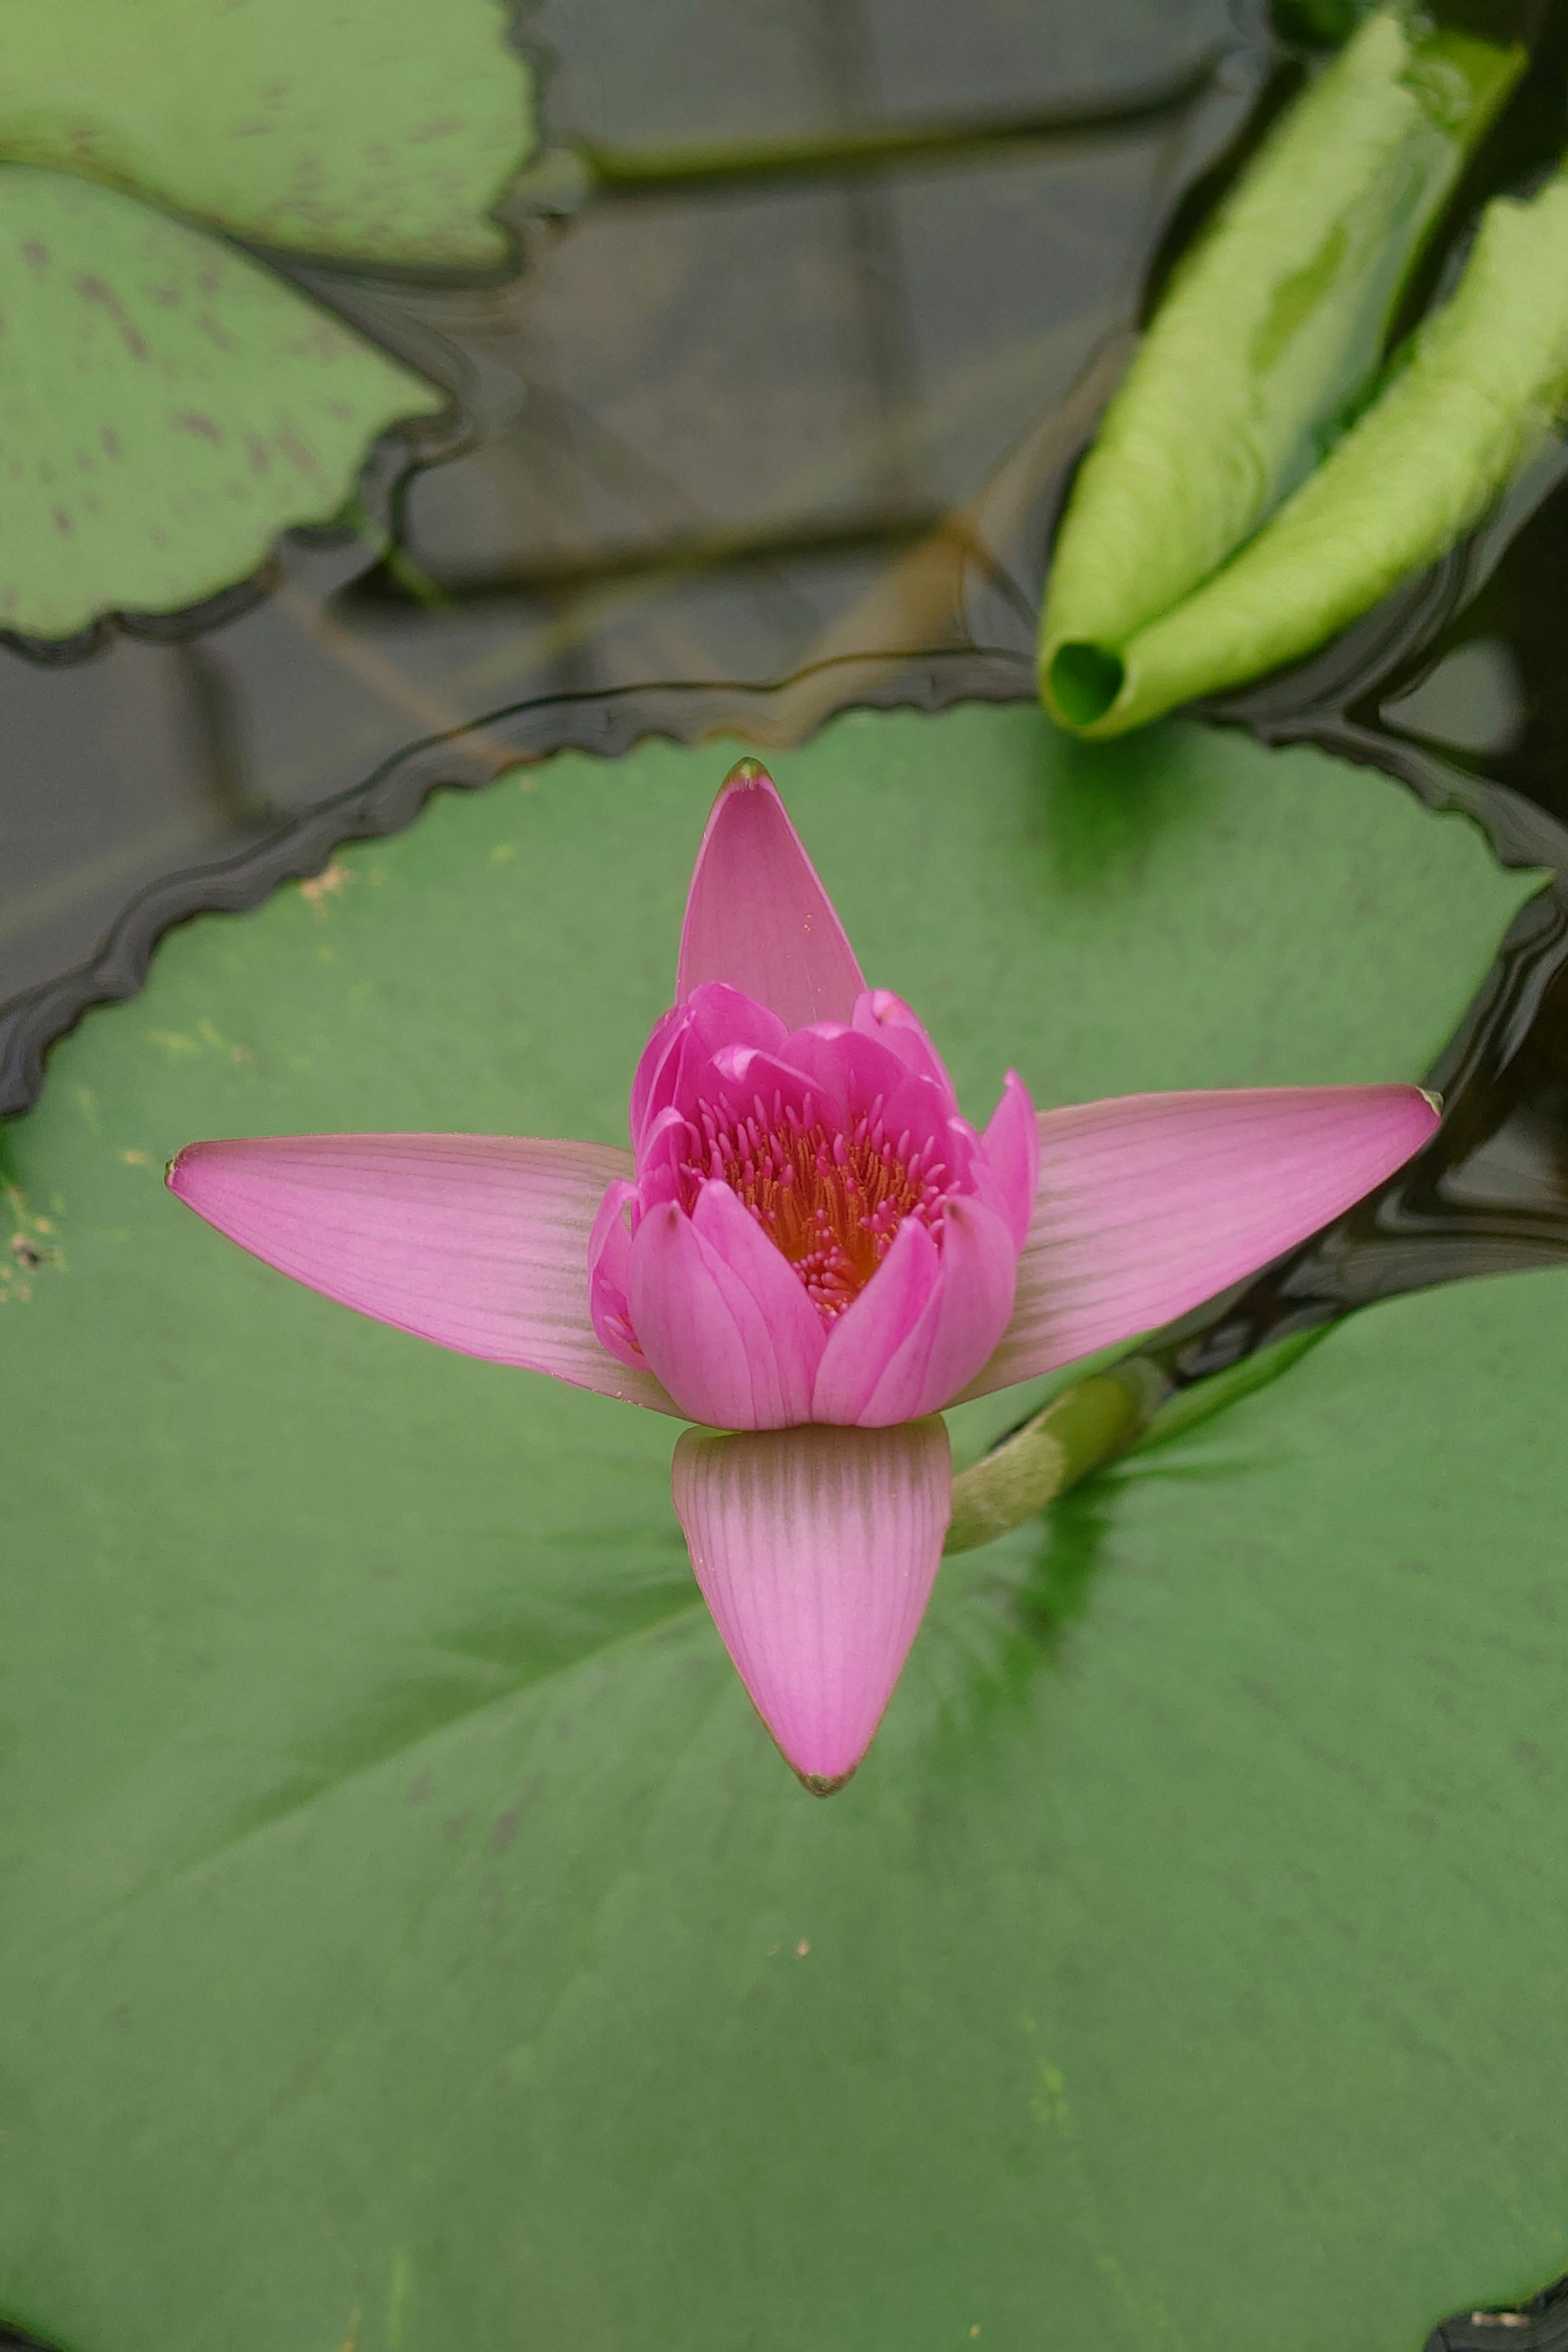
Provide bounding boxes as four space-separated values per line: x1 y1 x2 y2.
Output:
587 1179 646 1372
962 1085 1439 1397
811 1214 941 1425
671 1417 952 1789
168 1135 679 1411
981 1071 1040 1251
626 1181 825 1428
677 761 866 1028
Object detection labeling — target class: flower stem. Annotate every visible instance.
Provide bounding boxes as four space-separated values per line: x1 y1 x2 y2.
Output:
944 1325 1331 1552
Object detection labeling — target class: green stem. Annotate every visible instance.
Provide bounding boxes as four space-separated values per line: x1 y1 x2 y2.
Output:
945 1327 1330 1552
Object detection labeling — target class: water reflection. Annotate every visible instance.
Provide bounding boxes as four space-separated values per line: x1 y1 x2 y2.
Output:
0 1 1266 1109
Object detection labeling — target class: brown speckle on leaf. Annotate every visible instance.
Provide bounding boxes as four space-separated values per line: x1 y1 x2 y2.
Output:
75 274 148 360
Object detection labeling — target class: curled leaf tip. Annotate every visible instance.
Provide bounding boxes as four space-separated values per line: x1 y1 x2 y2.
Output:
1421 1087 1443 1115
1042 641 1126 732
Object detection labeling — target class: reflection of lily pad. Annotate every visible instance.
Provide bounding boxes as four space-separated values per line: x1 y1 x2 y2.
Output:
0 706 1542 2349
0 168 444 641
0 0 535 264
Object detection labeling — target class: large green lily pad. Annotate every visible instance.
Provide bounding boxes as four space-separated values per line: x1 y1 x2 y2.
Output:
0 704 1547 2349
0 0 534 265
0 168 445 641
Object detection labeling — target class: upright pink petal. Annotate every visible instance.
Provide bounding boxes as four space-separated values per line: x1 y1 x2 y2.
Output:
811 1213 942 1425
855 1194 1019 1424
962 1085 1439 1397
981 1071 1040 1250
852 989 957 1094
626 1180 826 1428
168 1135 679 1411
671 1417 952 1791
677 760 865 1028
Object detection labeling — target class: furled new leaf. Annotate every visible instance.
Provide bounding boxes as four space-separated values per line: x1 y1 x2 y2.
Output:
1056 168 1568 735
1040 5 1523 732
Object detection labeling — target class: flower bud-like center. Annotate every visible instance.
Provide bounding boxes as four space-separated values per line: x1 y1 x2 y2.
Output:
687 1091 948 1318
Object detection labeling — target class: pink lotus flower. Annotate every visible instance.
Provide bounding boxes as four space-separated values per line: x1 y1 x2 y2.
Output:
170 760 1438 1791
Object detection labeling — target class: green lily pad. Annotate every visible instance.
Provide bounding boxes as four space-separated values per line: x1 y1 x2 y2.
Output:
0 0 535 265
0 704 1544 2349
0 167 445 641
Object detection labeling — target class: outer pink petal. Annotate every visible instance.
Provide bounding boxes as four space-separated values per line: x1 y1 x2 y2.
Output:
962 1085 1439 1398
811 1213 941 1425
587 1179 646 1372
677 761 866 1029
671 1417 952 1790
168 1135 679 1412
982 1071 1040 1251
626 1181 825 1428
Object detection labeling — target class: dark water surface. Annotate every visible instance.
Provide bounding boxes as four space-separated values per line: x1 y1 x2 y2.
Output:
3 0 1568 1349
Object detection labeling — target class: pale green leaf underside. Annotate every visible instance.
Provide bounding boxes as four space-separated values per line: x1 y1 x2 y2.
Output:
0 706 1543 2350
1040 11 1519 664
1038 7 1533 736
0 0 535 265
1066 172 1568 735
0 167 444 639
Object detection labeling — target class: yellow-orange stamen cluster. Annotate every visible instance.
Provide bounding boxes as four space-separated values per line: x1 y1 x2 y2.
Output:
686 1090 949 1318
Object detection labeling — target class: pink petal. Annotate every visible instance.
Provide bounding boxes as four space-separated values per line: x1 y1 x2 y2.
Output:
671 1416 952 1790
168 1135 679 1412
677 760 866 1029
587 1179 645 1372
962 1085 1440 1397
851 989 957 1096
626 1181 825 1428
982 1071 1040 1251
630 986 786 1150
862 1195 1019 1423
811 1213 942 1425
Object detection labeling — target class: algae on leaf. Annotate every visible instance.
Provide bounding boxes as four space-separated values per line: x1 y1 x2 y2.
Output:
1039 4 1524 733
0 0 535 265
0 169 445 641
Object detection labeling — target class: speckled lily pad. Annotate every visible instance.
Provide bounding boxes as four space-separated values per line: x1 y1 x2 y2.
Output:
0 168 445 641
0 0 535 265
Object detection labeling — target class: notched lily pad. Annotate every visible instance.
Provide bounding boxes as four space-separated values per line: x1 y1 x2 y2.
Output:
0 705 1546 2349
0 168 445 641
0 0 535 265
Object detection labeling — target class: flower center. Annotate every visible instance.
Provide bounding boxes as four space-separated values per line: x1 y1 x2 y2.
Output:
685 1091 948 1318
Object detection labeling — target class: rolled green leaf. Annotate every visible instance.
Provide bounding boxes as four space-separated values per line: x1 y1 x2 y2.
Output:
1040 5 1523 731
1059 165 1568 737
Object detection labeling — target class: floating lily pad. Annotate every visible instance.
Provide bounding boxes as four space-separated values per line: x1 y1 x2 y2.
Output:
0 0 535 265
0 168 445 641
0 704 1544 2349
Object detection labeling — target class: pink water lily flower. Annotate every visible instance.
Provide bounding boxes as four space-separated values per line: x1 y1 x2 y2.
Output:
170 760 1437 1792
